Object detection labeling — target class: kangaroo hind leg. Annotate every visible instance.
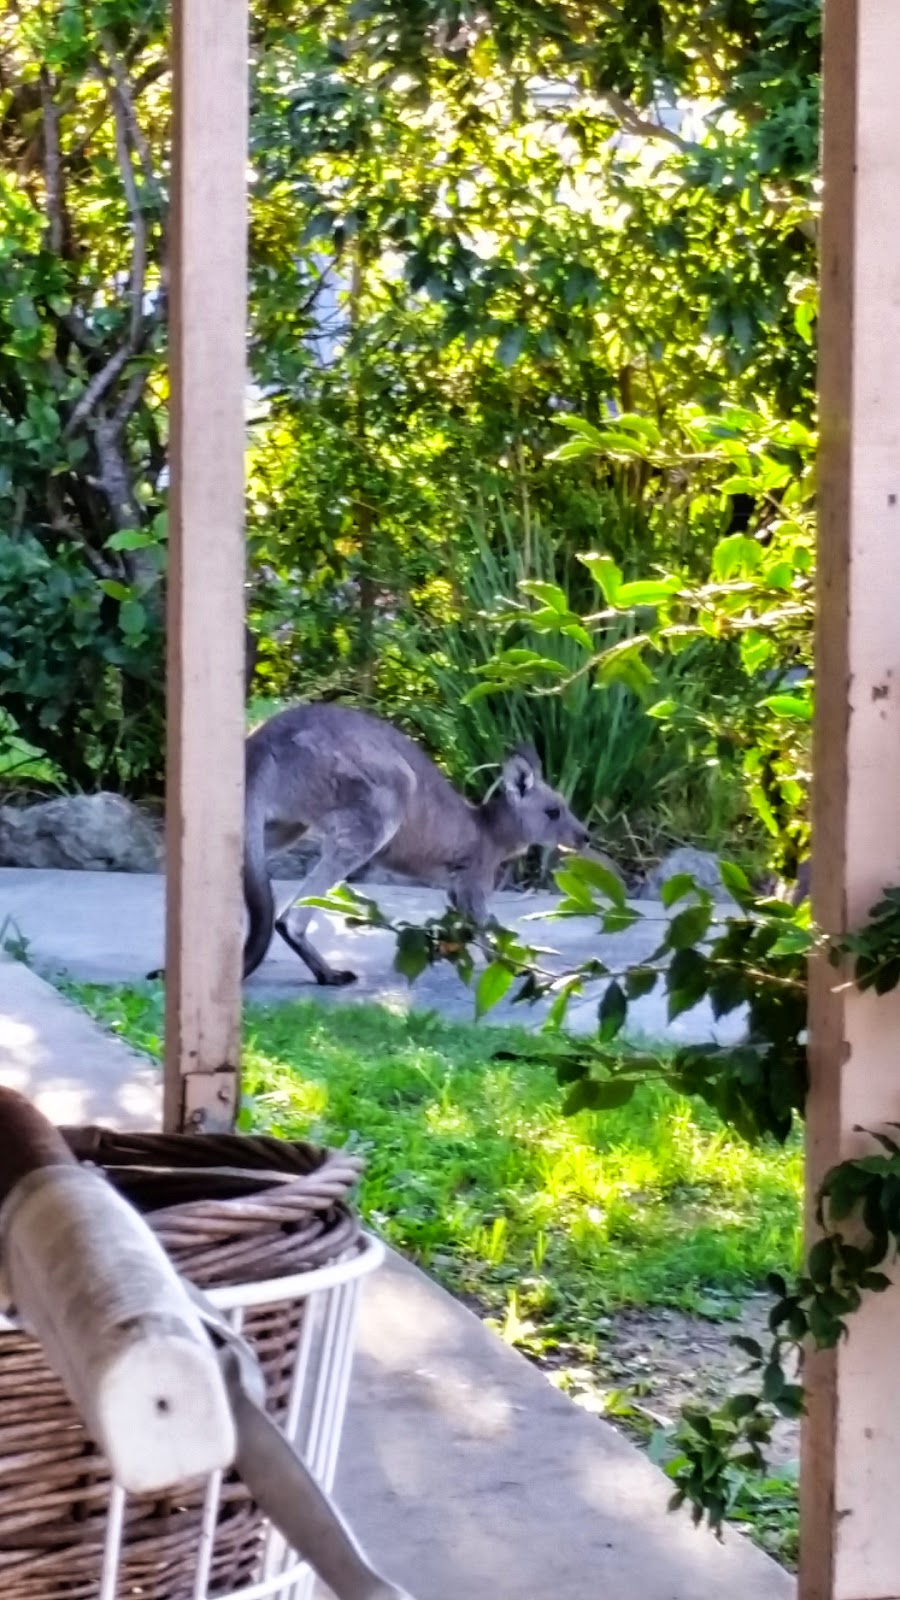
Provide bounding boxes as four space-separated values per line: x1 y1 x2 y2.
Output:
274 804 400 986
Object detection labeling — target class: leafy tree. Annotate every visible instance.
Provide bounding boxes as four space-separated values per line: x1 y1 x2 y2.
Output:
1 0 819 807
0 0 168 787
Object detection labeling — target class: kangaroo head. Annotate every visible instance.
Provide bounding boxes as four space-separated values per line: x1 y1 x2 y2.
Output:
492 744 590 855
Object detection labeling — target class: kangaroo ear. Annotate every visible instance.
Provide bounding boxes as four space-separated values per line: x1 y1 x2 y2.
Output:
502 744 541 799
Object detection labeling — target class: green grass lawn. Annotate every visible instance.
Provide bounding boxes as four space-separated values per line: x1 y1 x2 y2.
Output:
66 982 803 1565
68 984 802 1317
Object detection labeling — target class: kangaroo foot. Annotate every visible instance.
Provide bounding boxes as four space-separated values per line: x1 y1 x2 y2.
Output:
275 916 357 986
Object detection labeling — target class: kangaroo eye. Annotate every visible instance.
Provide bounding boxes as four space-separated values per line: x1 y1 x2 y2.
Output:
545 805 561 821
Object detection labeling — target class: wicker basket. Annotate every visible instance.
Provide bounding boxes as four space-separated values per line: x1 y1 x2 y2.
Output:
0 1128 380 1600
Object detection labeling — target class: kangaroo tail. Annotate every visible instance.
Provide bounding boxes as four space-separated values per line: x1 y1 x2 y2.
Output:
243 746 274 979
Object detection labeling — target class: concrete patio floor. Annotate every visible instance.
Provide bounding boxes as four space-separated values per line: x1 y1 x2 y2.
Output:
0 868 792 1599
0 866 747 1044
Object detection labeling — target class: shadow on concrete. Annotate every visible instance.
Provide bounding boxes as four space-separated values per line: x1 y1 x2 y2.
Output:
0 956 161 1128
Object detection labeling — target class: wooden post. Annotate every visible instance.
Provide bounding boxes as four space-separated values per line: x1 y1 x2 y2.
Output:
804 3 900 1595
165 0 248 1133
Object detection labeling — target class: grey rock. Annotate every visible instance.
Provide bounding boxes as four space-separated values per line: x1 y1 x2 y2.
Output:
268 838 320 880
0 793 162 873
639 846 732 904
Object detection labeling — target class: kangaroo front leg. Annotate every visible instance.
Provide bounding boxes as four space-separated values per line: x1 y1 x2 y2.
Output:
449 873 489 928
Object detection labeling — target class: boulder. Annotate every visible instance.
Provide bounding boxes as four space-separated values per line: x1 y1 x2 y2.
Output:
269 838 320 880
638 846 732 904
0 793 162 873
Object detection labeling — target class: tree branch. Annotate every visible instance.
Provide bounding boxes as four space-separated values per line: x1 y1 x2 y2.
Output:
105 75 147 347
38 69 65 254
111 364 151 432
45 480 119 580
62 342 134 439
61 52 164 441
600 90 697 154
98 34 160 192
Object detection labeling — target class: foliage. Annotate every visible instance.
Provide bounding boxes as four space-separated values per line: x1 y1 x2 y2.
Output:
474 403 815 878
0 709 62 790
314 858 900 1541
247 0 818 707
0 2 168 788
308 853 810 1147
396 507 760 866
2 2 819 803
65 979 802 1326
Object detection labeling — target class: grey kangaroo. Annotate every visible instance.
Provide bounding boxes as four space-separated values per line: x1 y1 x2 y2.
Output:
243 702 590 985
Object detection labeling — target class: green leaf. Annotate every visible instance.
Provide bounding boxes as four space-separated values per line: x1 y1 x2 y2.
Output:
741 631 774 674
667 947 710 1020
761 1362 785 1403
761 694 813 721
768 927 815 956
807 1300 843 1348
563 1077 636 1115
119 599 146 635
548 437 599 462
601 906 640 934
731 1335 764 1362
708 967 748 1018
647 698 677 720
579 552 623 604
712 535 762 581
394 927 431 983
99 579 131 602
661 873 697 909
595 640 655 695
615 578 680 607
722 1392 760 1420
807 1236 836 1287
475 962 515 1018
518 580 568 612
301 211 337 244
598 979 627 1041
666 903 713 949
554 416 606 443
719 475 760 497
546 983 580 1030
553 868 596 912
612 414 662 443
560 856 626 907
106 529 158 551
496 325 528 366
624 966 658 999
860 1271 892 1292
719 861 753 906
775 1385 805 1419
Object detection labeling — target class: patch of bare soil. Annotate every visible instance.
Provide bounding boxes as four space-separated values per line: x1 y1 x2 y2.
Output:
570 1297 798 1468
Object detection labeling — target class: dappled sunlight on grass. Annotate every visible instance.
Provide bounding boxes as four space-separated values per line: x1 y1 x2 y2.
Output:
66 983 802 1323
